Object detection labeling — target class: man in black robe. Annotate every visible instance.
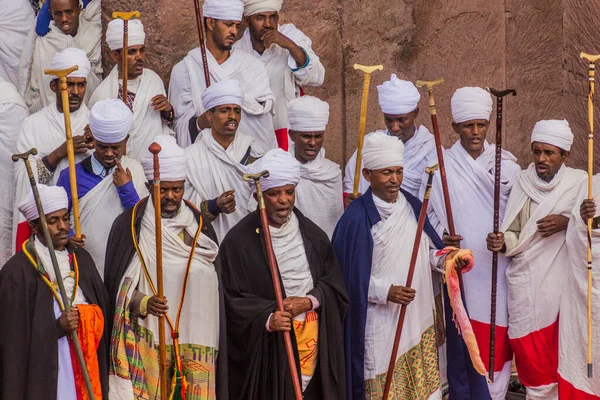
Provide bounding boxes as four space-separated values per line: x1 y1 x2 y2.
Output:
0 184 109 400
219 148 348 400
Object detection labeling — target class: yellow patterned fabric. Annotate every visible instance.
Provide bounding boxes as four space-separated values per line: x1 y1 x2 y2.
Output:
364 325 440 400
293 310 319 378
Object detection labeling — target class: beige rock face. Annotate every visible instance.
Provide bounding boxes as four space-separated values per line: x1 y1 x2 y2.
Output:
101 0 600 172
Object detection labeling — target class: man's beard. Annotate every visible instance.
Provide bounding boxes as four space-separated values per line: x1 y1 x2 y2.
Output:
218 42 233 51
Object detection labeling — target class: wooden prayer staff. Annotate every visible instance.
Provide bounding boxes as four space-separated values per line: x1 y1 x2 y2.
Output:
44 65 82 238
486 87 516 382
12 148 96 400
112 11 141 103
382 164 439 400
242 170 303 400
352 64 383 196
192 0 211 87
415 78 465 294
149 142 169 399
581 51 600 379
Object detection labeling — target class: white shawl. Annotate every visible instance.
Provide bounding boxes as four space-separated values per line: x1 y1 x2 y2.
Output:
0 0 34 86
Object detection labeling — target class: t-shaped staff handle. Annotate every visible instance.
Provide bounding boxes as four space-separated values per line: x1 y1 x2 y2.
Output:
425 163 439 176
416 78 444 114
243 171 270 209
112 11 141 20
581 52 600 63
487 87 517 98
44 65 78 78
353 64 384 74
12 148 38 162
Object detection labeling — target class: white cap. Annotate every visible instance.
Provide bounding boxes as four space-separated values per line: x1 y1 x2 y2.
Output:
202 79 244 110
246 148 301 192
106 19 146 51
287 96 329 132
89 99 133 143
141 135 187 182
242 0 282 16
377 74 420 115
451 87 493 123
203 0 244 21
50 47 91 79
362 131 404 170
18 184 68 221
531 119 574 151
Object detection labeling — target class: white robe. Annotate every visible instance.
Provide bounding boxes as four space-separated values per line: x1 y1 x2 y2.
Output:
343 126 437 197
291 145 343 238
0 78 28 266
169 47 276 149
0 0 34 86
89 67 174 161
184 129 261 241
234 24 325 131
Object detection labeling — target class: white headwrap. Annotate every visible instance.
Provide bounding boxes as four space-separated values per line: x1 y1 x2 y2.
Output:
202 79 244 110
377 74 420 115
530 119 574 151
246 148 301 192
451 87 493 123
50 47 91 79
242 0 282 16
18 184 68 221
287 96 329 132
362 131 404 170
203 0 244 21
141 135 187 182
106 19 146 51
89 99 133 143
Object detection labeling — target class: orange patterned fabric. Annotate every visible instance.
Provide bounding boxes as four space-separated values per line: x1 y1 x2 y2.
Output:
293 310 319 378
69 304 104 400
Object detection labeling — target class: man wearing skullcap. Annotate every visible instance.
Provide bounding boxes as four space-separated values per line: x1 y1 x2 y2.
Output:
287 95 343 238
13 48 95 252
104 135 228 399
344 74 437 205
185 79 264 242
220 148 348 399
425 86 520 399
89 18 175 160
487 119 586 399
234 0 325 150
333 132 452 400
169 0 276 150
56 99 148 276
24 0 102 113
0 184 109 400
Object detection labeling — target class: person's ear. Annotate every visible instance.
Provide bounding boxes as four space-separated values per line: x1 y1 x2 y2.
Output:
413 107 419 119
50 79 58 94
452 122 460 135
362 168 372 183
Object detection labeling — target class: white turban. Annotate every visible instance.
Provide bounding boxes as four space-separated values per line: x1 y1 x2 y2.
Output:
106 19 146 51
203 0 244 21
451 87 493 123
89 99 133 143
202 79 244 110
246 148 301 193
18 184 68 222
141 135 187 182
530 119 574 151
377 74 420 115
287 96 329 132
242 0 282 16
362 131 404 170
50 47 91 79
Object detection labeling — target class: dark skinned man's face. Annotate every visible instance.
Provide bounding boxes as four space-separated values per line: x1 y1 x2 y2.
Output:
384 108 418 143
289 130 324 163
452 119 489 159
147 181 185 219
362 166 403 203
110 45 146 80
207 18 240 51
531 142 569 182
50 77 87 113
30 209 70 251
207 104 241 139
256 184 295 228
49 0 81 36
246 11 279 43
93 138 128 169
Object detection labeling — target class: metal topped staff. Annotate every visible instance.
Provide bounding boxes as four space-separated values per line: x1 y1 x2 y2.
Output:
112 11 141 104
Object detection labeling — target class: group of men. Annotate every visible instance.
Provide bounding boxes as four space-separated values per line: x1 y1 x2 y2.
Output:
0 0 598 399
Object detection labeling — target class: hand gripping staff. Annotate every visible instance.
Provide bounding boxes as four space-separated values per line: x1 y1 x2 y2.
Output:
112 11 141 103
352 64 383 196
382 164 439 400
12 148 96 400
242 171 303 400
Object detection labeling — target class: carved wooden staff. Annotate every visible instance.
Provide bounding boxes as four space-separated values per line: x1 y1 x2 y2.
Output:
112 11 141 104
242 171 303 400
416 78 465 294
12 148 96 400
486 87 516 382
382 164 439 400
192 0 211 87
581 52 600 379
149 142 168 398
44 66 82 239
352 64 383 196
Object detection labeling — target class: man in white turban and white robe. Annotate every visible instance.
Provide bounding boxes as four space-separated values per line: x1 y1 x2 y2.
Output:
169 0 276 149
104 134 228 399
89 18 174 160
344 74 436 204
288 95 343 238
13 47 94 251
487 119 586 400
235 0 325 150
56 99 148 277
425 87 521 399
185 79 263 242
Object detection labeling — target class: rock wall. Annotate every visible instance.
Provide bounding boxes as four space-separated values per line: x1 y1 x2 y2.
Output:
101 0 600 171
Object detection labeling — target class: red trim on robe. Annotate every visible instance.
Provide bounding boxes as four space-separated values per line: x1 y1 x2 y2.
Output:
15 221 31 253
275 128 288 151
558 375 599 399
471 319 512 372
